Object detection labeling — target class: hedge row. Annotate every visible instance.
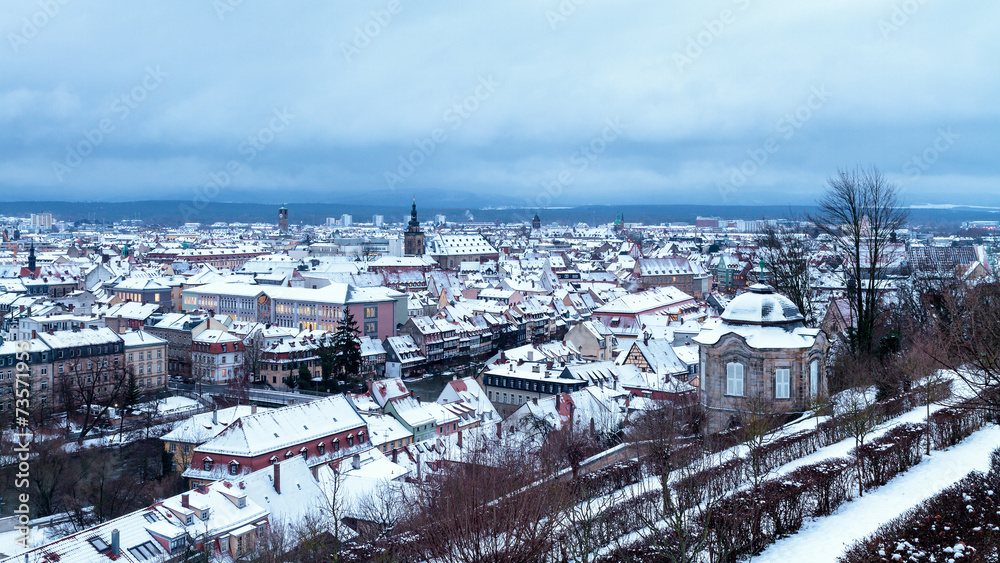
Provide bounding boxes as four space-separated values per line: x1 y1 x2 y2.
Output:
603 393 992 563
702 394 991 561
671 380 952 512
840 448 1000 563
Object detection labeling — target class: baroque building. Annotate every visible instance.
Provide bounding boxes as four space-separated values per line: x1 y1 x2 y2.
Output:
695 283 828 432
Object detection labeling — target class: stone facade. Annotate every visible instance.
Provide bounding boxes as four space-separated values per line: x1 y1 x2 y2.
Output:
695 283 829 433
699 333 827 432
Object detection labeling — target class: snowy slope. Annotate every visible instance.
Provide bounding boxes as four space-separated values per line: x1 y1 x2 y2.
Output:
756 424 1000 563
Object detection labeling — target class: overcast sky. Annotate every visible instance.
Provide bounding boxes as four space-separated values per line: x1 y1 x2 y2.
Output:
1 1 997 207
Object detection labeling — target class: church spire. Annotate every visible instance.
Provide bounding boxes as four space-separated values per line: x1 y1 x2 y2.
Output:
28 241 36 272
409 198 420 228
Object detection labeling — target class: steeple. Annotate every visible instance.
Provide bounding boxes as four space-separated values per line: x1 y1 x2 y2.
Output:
409 198 420 228
28 241 36 272
404 198 425 256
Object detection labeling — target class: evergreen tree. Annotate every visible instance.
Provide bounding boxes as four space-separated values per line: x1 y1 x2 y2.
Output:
333 308 362 387
318 341 337 392
298 364 314 390
123 371 142 413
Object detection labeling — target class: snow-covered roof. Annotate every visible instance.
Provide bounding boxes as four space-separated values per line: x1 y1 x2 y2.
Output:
195 395 366 457
721 283 804 325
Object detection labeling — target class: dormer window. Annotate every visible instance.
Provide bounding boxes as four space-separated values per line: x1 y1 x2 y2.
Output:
229 461 239 475
203 458 212 471
317 443 325 455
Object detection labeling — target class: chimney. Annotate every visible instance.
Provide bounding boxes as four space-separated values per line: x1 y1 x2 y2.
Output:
456 430 463 448
532 397 538 405
212 408 218 425
251 404 257 415
273 463 281 494
625 394 631 408
391 447 398 463
352 453 361 470
31 330 36 339
181 493 189 508
111 529 120 556
496 422 502 439
416 453 423 480
555 394 560 410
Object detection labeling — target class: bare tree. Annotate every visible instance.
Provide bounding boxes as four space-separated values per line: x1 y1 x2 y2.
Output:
836 378 879 497
56 358 129 444
243 328 266 385
735 392 788 490
755 222 816 325
399 439 570 563
353 479 407 545
924 279 1000 420
615 400 720 563
812 166 908 356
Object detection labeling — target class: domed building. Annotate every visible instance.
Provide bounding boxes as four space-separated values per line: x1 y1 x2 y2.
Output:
695 283 828 432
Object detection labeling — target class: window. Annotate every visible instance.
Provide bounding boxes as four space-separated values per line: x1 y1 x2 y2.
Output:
229 461 239 475
775 368 790 399
725 362 744 396
810 360 819 397
203 459 212 471
170 443 176 453
317 443 325 455
183 444 190 454
347 435 354 447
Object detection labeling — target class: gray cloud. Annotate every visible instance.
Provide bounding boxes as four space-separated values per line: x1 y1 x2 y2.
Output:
1 0 998 206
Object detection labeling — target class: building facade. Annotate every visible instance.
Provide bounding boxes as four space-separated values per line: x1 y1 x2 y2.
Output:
695 283 829 432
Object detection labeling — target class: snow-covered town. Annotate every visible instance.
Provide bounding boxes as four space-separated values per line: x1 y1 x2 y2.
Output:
4 2 998 561
1 194 999 562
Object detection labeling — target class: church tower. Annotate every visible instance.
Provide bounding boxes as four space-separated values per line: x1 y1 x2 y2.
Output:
278 206 289 233
404 199 425 256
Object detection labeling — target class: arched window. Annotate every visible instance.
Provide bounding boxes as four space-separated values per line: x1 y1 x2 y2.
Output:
229 460 239 475
300 447 308 459
317 443 325 455
725 362 744 397
810 360 819 397
347 434 354 447
332 438 340 452
203 457 213 471
358 431 365 444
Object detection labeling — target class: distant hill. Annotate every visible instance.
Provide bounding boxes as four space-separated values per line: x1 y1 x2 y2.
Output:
0 201 992 229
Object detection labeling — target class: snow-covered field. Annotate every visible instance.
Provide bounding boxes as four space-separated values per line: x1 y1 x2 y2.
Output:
756 424 1000 563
